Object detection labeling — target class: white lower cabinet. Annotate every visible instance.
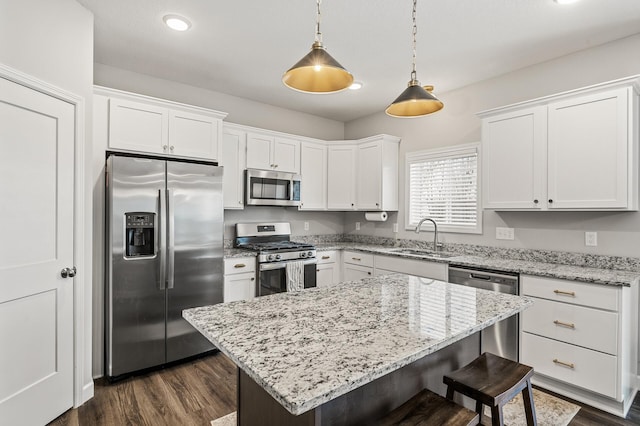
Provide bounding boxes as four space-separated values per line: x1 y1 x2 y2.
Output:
521 332 617 398
373 255 447 281
343 251 374 281
223 257 256 302
316 251 340 288
520 274 638 417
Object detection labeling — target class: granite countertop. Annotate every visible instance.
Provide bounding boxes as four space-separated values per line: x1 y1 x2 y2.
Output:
183 273 532 416
224 248 256 259
313 243 639 286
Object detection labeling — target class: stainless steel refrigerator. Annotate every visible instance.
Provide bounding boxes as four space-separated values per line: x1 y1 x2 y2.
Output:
105 153 224 378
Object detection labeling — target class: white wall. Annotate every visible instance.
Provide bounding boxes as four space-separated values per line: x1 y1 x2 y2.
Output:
344 34 640 258
95 63 345 140
0 0 94 403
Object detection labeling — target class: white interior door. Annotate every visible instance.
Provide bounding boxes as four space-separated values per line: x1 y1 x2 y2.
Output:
0 77 75 425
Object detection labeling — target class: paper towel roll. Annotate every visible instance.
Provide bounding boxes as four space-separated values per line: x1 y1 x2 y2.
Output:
365 211 388 222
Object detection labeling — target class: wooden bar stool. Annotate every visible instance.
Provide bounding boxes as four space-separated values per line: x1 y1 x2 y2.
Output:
378 389 479 426
443 352 537 426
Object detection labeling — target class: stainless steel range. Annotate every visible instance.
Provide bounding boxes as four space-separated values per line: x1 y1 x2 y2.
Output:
235 223 317 296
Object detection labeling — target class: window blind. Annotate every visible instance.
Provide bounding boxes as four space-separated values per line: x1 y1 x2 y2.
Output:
406 145 480 233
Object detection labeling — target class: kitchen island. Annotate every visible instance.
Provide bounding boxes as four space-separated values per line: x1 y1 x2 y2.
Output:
184 273 533 425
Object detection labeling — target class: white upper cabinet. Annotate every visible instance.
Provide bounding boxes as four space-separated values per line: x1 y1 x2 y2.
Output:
356 136 400 211
220 126 247 210
97 86 227 161
300 141 327 210
108 98 168 155
547 88 631 209
479 76 639 211
327 144 357 210
482 106 547 210
327 135 400 211
246 132 300 173
168 110 221 160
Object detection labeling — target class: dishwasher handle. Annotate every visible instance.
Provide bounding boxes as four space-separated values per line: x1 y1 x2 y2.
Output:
469 273 492 281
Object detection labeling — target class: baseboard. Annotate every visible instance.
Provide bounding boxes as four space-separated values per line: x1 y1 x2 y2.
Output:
80 380 95 406
532 374 633 418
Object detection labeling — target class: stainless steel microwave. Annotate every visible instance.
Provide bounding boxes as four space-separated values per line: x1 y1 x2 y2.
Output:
245 169 301 207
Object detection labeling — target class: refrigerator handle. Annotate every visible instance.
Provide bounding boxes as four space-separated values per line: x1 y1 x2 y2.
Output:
167 188 175 289
159 189 167 290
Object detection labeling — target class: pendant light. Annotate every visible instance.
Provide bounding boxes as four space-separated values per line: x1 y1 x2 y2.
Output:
282 0 354 93
386 0 443 117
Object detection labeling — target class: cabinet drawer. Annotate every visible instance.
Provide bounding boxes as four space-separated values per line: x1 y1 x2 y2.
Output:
224 257 256 275
343 251 374 267
521 275 619 311
317 250 337 264
522 297 618 355
521 332 617 398
374 255 447 281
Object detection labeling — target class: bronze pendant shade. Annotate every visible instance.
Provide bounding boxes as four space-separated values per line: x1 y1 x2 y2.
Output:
385 80 444 117
386 0 443 117
282 41 354 93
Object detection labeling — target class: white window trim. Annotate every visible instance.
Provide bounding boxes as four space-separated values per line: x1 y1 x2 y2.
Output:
405 142 482 234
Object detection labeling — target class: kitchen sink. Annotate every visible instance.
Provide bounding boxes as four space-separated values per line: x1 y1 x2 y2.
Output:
388 248 457 259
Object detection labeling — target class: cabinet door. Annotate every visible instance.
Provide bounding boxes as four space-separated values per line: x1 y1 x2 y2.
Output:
221 128 246 209
356 141 382 209
300 142 327 210
327 145 357 210
168 110 220 160
109 98 167 154
482 106 547 209
316 263 337 288
223 272 256 302
246 133 273 170
547 88 629 209
273 137 300 173
343 264 373 281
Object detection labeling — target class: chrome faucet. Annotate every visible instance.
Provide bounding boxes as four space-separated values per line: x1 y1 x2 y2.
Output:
414 217 442 252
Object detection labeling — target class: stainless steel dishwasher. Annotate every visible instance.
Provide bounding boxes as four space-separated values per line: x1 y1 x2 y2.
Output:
448 265 520 361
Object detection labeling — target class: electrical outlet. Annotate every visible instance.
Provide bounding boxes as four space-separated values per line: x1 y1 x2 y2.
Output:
585 231 598 247
496 227 515 240
393 223 399 233
304 221 309 231
355 222 361 231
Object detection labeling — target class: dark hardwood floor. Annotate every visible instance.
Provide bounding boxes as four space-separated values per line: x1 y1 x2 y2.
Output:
50 352 640 425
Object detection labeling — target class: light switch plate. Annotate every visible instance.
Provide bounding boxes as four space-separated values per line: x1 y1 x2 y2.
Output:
393 223 399 233
304 221 309 231
496 227 515 240
585 231 597 246
355 222 361 231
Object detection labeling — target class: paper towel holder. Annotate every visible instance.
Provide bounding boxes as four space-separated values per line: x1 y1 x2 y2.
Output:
365 211 388 222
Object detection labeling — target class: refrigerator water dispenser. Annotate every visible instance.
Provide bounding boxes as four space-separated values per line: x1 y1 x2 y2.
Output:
125 212 155 258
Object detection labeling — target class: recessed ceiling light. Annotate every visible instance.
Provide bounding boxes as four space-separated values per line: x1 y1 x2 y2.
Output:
163 14 191 31
349 81 363 90
554 0 580 4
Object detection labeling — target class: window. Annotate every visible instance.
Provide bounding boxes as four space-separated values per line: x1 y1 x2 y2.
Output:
406 143 481 234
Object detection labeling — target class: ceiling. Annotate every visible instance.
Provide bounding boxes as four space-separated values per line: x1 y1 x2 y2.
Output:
77 0 640 122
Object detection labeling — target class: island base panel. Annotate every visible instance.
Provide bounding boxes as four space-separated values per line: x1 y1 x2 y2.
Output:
238 333 480 426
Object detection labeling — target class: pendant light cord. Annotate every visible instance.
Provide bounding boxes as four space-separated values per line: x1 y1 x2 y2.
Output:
411 0 418 82
315 0 323 44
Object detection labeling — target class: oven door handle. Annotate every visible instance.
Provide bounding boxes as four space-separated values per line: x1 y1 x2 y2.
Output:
259 258 317 271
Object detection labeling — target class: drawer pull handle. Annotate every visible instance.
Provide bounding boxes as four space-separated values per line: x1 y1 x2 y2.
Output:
553 289 576 297
352 257 361 261
322 256 330 260
553 359 575 369
234 264 246 268
316 269 320 272
553 320 575 329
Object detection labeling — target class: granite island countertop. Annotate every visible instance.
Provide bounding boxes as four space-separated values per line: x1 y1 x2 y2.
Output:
183 273 533 416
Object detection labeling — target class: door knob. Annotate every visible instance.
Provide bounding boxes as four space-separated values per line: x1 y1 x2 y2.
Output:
61 267 77 278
